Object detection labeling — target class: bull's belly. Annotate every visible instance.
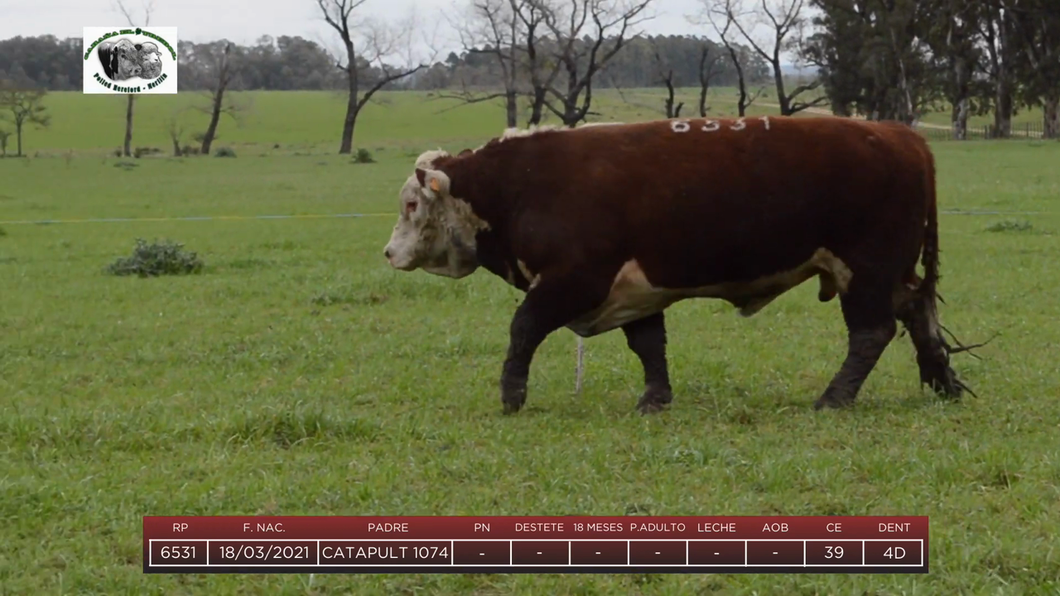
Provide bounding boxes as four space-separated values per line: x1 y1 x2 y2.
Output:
565 249 851 338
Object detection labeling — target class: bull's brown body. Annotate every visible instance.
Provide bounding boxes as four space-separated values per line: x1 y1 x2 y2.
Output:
385 116 968 413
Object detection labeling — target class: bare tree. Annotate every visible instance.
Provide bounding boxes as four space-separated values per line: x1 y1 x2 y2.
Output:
0 84 51 157
164 109 186 156
198 42 238 155
522 0 654 127
448 0 525 127
115 0 154 157
708 0 824 116
317 0 430 154
650 41 683 118
511 0 551 125
696 42 724 116
0 129 10 157
704 1 762 117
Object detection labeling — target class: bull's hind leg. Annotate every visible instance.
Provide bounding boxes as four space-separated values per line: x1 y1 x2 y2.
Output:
893 280 963 398
621 312 672 414
815 282 898 410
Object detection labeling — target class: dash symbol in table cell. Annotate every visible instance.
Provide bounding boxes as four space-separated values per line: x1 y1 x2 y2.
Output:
453 541 511 565
570 541 628 566
688 541 746 566
746 541 803 565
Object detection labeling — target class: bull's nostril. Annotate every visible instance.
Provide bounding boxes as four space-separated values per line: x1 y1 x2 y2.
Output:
384 249 391 259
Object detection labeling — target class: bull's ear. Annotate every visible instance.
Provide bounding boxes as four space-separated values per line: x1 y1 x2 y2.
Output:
415 168 450 200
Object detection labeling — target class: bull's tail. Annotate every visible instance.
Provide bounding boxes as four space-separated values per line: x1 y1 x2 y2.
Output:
903 143 989 398
919 148 940 301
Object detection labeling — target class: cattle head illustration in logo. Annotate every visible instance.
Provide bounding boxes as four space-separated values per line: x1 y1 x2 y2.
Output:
97 37 164 81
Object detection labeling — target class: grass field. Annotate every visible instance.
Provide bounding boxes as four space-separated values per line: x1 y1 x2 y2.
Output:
2 91 1060 594
14 87 1048 157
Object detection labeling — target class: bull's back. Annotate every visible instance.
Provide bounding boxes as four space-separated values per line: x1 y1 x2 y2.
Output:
515 116 930 288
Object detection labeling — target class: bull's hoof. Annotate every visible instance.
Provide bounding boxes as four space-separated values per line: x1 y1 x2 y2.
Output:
636 387 673 415
500 386 527 415
814 390 855 411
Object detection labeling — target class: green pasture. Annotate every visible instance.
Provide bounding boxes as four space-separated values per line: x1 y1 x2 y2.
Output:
10 86 1048 158
16 87 795 156
1 92 1059 594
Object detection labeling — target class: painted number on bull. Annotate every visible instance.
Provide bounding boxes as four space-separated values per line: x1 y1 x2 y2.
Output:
670 117 768 133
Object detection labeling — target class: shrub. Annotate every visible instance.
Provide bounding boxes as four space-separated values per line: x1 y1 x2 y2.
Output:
985 220 1034 233
352 148 375 164
106 238 205 278
133 146 163 158
214 147 237 158
0 226 6 237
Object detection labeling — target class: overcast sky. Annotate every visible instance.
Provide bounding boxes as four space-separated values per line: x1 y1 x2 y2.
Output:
0 0 718 57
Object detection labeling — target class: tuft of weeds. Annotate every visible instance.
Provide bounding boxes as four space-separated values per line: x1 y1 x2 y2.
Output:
351 148 375 164
106 238 205 277
985 219 1034 233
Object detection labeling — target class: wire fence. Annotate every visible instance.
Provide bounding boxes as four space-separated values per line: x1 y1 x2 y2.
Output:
915 120 1054 142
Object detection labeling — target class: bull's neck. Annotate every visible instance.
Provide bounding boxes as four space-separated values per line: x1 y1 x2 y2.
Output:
441 158 496 226
439 158 527 290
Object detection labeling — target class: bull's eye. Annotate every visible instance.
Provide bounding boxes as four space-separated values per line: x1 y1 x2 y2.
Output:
404 200 418 216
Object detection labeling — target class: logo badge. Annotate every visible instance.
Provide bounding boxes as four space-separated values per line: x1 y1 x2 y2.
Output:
83 27 178 94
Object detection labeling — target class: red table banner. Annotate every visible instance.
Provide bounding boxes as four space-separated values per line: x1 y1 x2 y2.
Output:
143 516 928 574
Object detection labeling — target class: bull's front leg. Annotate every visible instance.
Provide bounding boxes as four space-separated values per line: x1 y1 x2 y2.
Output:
501 272 612 414
621 312 673 414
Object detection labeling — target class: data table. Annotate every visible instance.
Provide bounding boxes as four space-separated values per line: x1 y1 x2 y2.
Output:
144 516 927 574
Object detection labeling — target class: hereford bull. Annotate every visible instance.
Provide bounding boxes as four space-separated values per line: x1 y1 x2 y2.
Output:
98 38 143 80
383 116 971 414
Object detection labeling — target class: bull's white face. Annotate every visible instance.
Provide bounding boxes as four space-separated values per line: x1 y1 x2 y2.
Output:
383 162 485 279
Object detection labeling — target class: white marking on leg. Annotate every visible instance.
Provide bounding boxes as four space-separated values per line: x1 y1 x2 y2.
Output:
671 120 691 133
517 259 540 290
730 118 746 131
701 120 720 132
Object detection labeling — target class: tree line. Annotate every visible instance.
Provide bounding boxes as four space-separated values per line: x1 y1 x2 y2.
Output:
805 0 1060 139
0 33 771 101
2 0 1058 157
